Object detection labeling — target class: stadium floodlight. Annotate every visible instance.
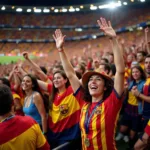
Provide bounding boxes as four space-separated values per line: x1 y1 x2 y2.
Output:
16 8 23 12
12 6 15 9
43 8 50 13
1 6 5 10
75 28 83 32
99 2 121 9
34 9 42 13
109 2 121 9
90 6 98 10
123 2 128 5
137 27 143 30
27 9 32 12
76 8 80 11
80 5 84 9
54 9 59 13
62 8 67 12
92 35 97 39
140 0 145 2
69 8 75 12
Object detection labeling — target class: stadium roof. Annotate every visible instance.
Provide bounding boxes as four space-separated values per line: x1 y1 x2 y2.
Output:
0 0 113 7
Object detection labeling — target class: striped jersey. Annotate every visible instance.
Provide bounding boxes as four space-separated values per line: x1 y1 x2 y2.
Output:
145 120 150 136
80 89 123 150
48 85 84 141
142 78 150 119
0 116 50 150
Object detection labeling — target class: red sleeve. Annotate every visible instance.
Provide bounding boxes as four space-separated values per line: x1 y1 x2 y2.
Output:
145 121 150 137
37 141 50 150
87 62 92 70
47 83 52 94
73 87 85 108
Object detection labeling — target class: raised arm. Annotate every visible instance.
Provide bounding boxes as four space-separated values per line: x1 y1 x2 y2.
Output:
97 17 125 96
22 52 49 82
53 29 81 93
145 27 150 54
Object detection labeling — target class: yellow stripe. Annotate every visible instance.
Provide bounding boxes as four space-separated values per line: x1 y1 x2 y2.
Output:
49 94 80 123
113 108 121 150
148 120 150 126
80 104 89 150
0 124 46 150
101 103 107 150
92 112 98 149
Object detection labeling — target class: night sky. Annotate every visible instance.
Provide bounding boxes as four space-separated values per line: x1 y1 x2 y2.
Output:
0 0 111 6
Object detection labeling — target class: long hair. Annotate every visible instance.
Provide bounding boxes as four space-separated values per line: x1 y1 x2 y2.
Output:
22 74 49 112
130 65 146 81
49 70 70 109
83 75 114 103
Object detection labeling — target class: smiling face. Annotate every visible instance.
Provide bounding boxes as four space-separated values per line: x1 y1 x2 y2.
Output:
88 75 105 97
145 57 150 75
131 68 142 81
21 76 33 91
53 73 67 89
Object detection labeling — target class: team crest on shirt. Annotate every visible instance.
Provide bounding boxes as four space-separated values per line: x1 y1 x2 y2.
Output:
59 104 69 115
95 107 102 115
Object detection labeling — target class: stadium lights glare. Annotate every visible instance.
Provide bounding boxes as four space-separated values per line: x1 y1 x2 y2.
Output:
54 9 59 13
80 5 84 9
43 8 50 13
34 9 42 13
51 7 55 10
75 28 83 32
12 6 15 9
92 35 97 39
123 2 128 5
137 27 143 30
16 8 23 12
69 8 75 12
1 6 5 10
75 8 80 11
99 2 121 9
140 0 145 2
90 6 98 10
27 9 32 12
62 8 67 12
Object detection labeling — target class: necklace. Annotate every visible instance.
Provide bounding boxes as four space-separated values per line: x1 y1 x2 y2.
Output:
0 115 15 123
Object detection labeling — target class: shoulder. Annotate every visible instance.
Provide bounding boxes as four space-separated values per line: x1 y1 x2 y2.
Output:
33 92 42 99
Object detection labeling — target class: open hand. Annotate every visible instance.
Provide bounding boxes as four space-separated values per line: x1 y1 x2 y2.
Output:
97 17 116 38
53 29 66 50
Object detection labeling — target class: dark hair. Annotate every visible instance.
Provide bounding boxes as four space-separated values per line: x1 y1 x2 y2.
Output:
145 54 150 60
130 65 146 81
83 75 114 103
137 51 147 57
0 78 11 88
0 85 13 115
22 74 49 112
101 58 109 63
100 63 111 74
110 64 116 76
49 70 70 109
78 63 86 75
53 65 64 71
75 71 82 79
40 66 47 74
